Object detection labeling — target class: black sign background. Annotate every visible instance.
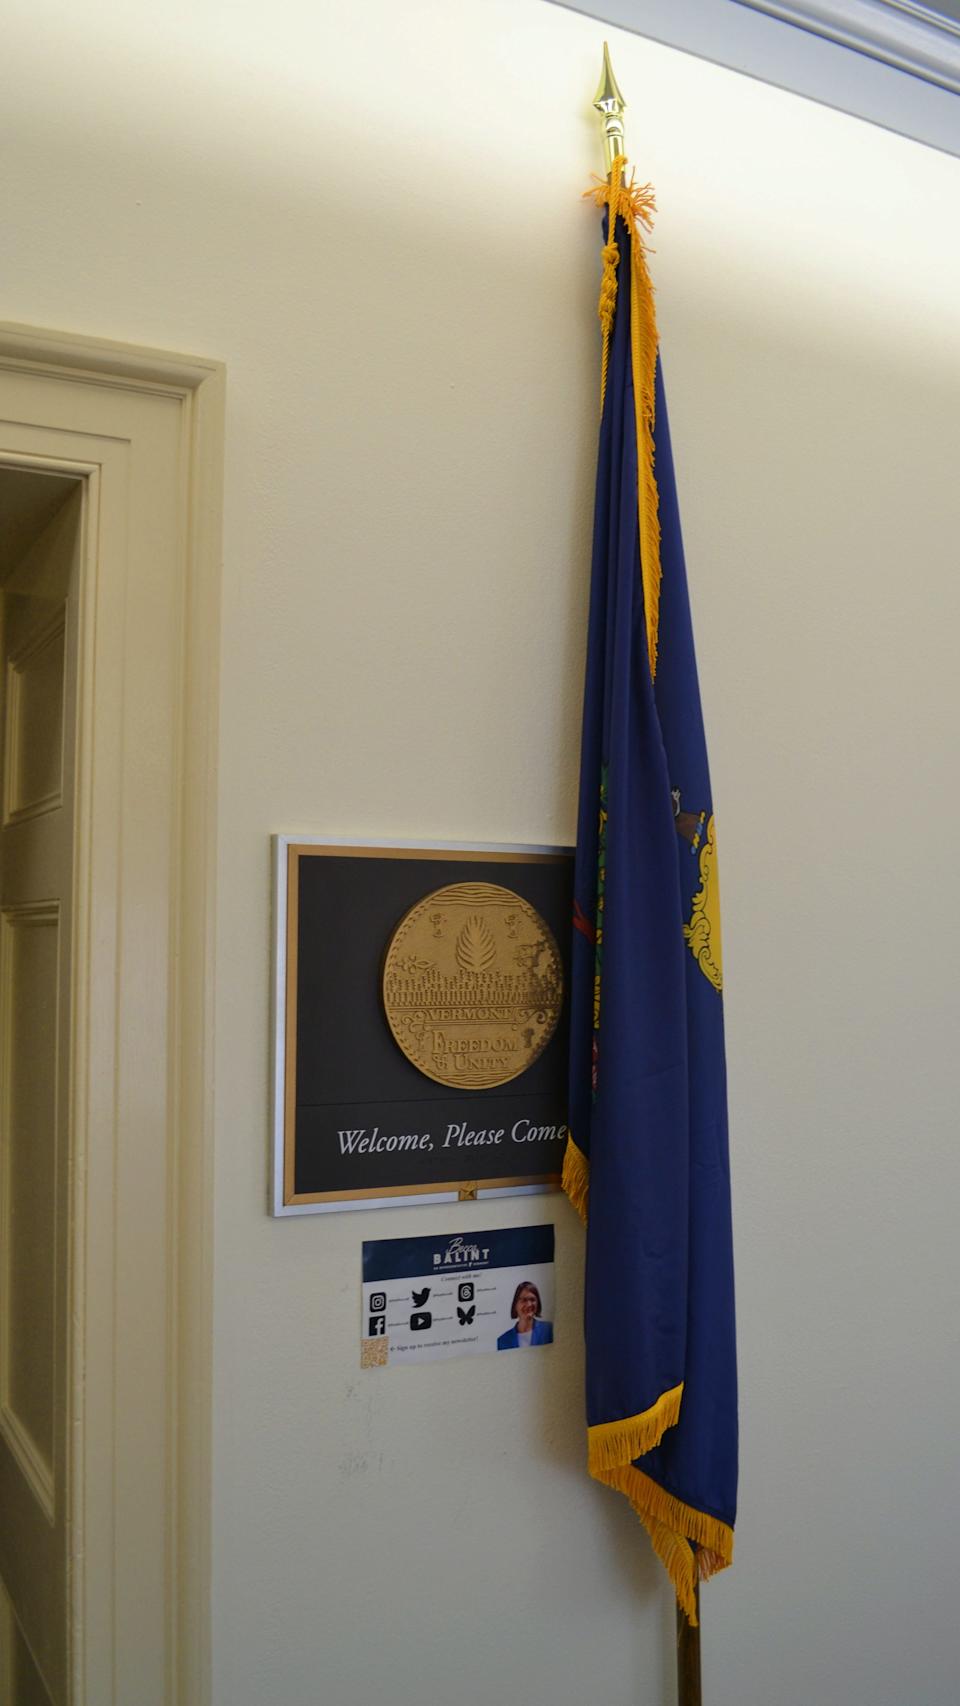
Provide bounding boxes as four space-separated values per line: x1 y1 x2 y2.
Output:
278 845 574 1208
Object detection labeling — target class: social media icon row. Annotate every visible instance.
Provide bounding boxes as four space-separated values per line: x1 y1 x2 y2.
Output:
368 1283 477 1336
368 1311 435 1335
369 1304 477 1336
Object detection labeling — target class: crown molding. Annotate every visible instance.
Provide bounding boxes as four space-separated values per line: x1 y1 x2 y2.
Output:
547 0 960 156
735 1 960 93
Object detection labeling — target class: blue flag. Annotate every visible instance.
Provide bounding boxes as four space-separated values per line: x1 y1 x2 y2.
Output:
564 162 737 1623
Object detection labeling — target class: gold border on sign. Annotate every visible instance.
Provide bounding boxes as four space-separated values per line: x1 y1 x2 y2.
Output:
280 843 569 1208
283 842 302 1209
287 1173 561 1207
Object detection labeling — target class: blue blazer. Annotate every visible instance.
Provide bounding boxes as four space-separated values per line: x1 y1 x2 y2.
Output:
497 1318 553 1350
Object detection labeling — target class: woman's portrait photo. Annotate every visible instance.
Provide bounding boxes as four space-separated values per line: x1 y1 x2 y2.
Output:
496 1280 553 1350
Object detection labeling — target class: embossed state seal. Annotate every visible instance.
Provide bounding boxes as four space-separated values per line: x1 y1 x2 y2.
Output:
382 882 563 1090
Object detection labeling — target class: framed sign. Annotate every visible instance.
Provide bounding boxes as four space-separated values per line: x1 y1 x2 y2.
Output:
272 838 574 1214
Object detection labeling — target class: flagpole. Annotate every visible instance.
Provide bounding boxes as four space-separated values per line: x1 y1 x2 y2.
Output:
677 1578 702 1706
591 43 704 1706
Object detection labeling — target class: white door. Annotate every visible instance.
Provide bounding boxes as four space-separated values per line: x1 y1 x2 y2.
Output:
0 472 81 1704
0 327 222 1706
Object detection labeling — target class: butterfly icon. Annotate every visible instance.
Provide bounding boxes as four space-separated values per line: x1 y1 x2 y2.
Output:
457 1305 476 1326
412 1286 430 1308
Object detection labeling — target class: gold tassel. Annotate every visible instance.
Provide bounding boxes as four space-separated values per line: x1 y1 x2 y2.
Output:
630 238 662 681
598 238 620 339
561 1133 590 1223
596 155 623 408
585 162 662 680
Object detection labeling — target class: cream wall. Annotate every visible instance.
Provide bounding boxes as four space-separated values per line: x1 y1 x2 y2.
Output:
4 1 960 1703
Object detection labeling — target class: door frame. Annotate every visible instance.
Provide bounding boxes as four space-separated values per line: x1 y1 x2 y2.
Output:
0 322 223 1705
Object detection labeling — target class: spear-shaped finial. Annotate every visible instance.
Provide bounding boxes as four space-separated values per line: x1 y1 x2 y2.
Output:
593 42 630 177
593 42 627 176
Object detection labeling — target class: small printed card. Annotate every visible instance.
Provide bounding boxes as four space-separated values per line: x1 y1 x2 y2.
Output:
361 1224 555 1368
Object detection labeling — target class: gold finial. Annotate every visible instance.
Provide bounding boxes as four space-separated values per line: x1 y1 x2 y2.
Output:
593 42 626 176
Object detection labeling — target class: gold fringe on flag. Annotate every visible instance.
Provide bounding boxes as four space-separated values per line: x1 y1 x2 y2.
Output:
562 1121 735 1625
563 1092 733 1623
587 1383 683 1473
595 1464 735 1625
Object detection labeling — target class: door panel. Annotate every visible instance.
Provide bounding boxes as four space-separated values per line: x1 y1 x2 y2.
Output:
0 482 80 1706
1 1578 54 1706
1 903 59 1496
3 611 65 824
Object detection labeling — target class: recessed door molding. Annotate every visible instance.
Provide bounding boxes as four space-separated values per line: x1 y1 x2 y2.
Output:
0 321 224 1706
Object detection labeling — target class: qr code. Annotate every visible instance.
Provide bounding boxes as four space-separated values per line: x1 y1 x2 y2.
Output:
361 1336 389 1369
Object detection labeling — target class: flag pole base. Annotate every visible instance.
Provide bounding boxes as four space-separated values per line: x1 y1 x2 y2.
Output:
677 1577 701 1706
